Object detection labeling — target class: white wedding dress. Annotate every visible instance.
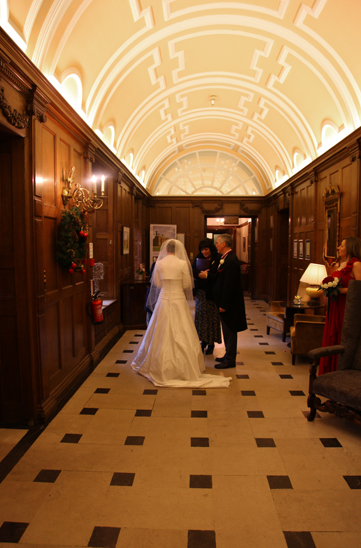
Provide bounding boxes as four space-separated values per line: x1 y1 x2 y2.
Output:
131 254 231 388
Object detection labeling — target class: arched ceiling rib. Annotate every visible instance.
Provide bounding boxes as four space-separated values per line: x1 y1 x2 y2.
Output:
2 0 361 196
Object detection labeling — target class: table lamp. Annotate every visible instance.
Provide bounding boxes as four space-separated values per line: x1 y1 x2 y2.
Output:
299 263 328 304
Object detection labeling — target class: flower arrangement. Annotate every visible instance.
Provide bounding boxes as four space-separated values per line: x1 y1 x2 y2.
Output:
319 276 342 301
136 263 145 280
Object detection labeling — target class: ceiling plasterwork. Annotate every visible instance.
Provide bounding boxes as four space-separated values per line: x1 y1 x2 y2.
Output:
2 0 361 196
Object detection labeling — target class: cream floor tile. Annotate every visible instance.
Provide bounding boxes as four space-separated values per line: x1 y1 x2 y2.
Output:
85 393 155 410
207 417 255 447
97 487 214 530
44 413 94 435
0 479 52 522
276 438 344 474
0 545 84 548
216 527 288 548
8 442 145 478
272 489 361 531
116 528 187 548
79 409 135 445
256 397 308 419
288 468 350 491
212 446 287 476
20 471 112 546
212 475 286 545
250 417 326 439
128 416 208 438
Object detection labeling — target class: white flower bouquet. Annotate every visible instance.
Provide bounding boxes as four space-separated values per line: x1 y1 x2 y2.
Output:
319 276 342 301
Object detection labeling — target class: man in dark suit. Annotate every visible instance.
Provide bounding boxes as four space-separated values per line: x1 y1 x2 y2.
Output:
212 234 247 368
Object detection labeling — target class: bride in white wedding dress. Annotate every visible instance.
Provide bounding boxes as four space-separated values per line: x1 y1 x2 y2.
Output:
131 239 231 388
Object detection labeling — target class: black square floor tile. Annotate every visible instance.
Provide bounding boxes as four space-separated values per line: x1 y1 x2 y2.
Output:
135 409 152 417
191 410 208 418
123 349 134 353
94 388 110 394
143 389 158 395
259 342 269 345
134 334 143 337
256 438 276 447
106 373 119 377
248 323 254 325
267 475 293 489
320 437 342 448
272 362 284 366
193 389 206 396
124 436 145 446
80 407 98 415
34 469 61 483
129 341 139 344
250 328 258 331
254 335 263 338
189 475 212 489
343 475 361 489
88 526 121 548
115 360 127 364
241 390 256 396
280 374 293 379
191 437 209 447
188 530 216 548
236 374 249 379
247 411 264 418
0 522 29 543
265 351 276 355
283 531 316 548
290 390 305 396
61 433 82 443
110 472 135 486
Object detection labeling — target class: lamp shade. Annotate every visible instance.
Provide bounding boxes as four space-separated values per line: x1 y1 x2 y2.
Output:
299 263 327 285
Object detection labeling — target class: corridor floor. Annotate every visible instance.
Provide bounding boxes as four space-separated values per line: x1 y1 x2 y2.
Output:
1 297 361 548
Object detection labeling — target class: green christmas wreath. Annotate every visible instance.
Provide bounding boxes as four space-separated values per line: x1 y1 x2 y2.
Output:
55 206 89 273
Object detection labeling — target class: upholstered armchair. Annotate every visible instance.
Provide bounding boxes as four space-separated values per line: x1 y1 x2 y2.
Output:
307 280 361 426
266 301 292 342
290 314 326 365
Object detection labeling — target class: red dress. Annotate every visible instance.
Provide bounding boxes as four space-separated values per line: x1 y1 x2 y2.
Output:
318 257 361 375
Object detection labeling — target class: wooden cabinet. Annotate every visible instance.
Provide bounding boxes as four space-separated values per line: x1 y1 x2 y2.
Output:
121 281 147 329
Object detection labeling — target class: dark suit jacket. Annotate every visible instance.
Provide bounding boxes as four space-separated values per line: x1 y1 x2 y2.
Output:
212 250 247 332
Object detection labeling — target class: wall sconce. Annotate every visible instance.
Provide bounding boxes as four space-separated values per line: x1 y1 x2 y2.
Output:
210 95 216 106
61 166 103 213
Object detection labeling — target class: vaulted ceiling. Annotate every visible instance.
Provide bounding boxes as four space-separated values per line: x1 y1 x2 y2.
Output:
2 0 361 196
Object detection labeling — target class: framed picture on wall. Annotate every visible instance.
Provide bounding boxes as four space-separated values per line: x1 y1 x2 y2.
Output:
305 239 311 260
150 224 177 265
293 239 298 259
299 239 304 259
123 226 130 255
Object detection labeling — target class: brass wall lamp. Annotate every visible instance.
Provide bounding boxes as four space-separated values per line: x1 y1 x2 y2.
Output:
61 166 103 213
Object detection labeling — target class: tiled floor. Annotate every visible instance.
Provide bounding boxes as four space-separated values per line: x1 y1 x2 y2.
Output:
1 297 361 547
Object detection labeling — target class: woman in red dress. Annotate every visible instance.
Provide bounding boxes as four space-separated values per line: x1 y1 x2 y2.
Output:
319 237 361 375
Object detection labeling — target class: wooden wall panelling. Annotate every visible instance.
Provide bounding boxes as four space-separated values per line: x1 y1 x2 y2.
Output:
33 117 90 419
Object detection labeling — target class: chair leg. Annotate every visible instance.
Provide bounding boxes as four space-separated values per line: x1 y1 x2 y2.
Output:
292 353 295 365
282 332 286 342
307 394 317 421
266 326 270 335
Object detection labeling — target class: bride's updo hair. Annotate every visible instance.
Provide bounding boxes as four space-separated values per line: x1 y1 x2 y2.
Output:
166 239 176 254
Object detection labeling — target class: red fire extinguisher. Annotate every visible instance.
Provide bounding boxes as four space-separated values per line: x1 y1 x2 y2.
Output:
88 291 104 324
